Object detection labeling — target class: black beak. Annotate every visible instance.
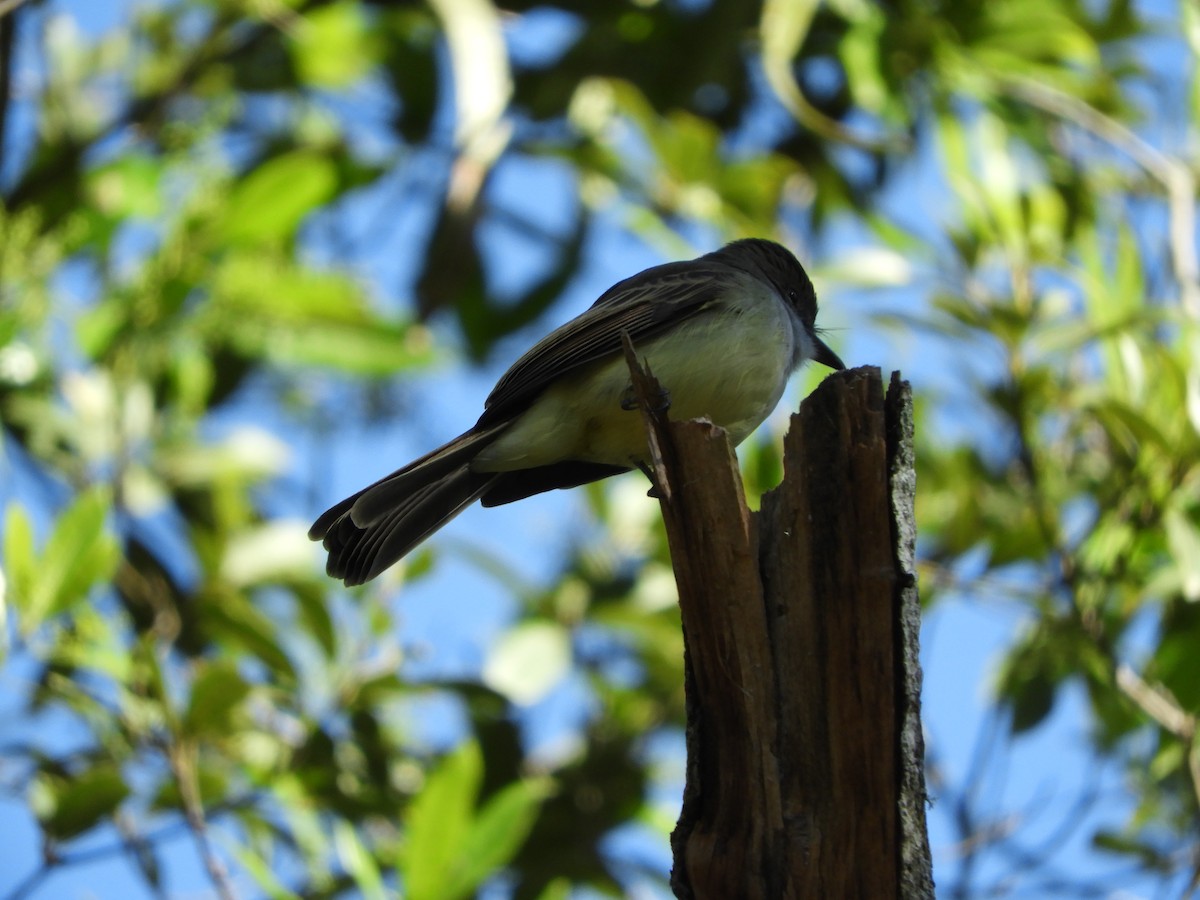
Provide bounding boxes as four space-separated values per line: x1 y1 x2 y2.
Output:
813 335 845 370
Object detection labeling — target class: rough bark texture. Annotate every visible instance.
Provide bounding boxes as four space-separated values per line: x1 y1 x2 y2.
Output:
620 347 931 899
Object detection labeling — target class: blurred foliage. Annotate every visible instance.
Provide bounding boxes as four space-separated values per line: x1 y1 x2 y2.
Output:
0 0 1197 897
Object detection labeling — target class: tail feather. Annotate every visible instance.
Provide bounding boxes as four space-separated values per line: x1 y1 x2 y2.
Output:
309 428 635 586
323 465 496 586
307 426 501 542
350 427 502 529
310 424 506 587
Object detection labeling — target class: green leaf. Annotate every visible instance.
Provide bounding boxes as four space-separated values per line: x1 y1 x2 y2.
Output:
292 583 337 658
40 487 120 620
759 0 819 118
228 841 302 900
348 672 406 709
839 6 889 115
290 2 376 89
161 427 291 487
1006 668 1056 733
1093 830 1173 868
975 113 1024 258
1148 610 1200 712
975 2 1098 67
230 317 434 376
719 155 799 225
3 503 35 627
87 154 162 218
212 253 368 321
995 624 1068 734
1164 508 1200 601
334 819 387 900
531 880 572 900
11 488 120 630
221 152 337 244
1186 0 1200 124
183 661 252 737
36 763 130 841
76 297 129 359
1090 399 1169 457
403 740 483 900
207 253 435 375
447 778 550 897
151 765 230 812
401 740 548 899
200 592 297 681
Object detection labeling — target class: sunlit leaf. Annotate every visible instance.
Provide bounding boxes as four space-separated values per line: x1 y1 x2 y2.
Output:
1164 508 1200 601
403 740 483 900
87 155 162 219
15 487 121 628
221 521 315 586
482 620 572 706
292 583 338 658
3 503 35 628
334 819 387 900
221 152 338 244
447 777 552 897
290 2 377 88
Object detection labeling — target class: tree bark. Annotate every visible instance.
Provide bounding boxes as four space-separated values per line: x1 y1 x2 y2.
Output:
621 344 931 899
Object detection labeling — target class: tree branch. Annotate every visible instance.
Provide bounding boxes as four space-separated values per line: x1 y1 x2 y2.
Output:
1115 664 1200 818
168 740 237 900
1001 76 1200 321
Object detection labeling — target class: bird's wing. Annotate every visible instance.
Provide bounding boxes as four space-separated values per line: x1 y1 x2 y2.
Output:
479 261 730 426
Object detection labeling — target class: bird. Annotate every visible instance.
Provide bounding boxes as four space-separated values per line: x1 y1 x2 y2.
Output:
310 238 845 585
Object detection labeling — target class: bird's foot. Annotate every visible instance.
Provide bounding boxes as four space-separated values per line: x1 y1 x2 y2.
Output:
620 383 671 415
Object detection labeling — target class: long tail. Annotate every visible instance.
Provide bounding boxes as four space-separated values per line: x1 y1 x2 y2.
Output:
318 465 496 585
309 427 502 586
309 429 633 585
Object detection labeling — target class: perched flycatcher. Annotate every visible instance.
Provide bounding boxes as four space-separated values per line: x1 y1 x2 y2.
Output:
311 238 845 585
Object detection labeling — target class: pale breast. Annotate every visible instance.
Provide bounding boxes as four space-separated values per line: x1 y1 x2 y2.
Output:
475 276 795 471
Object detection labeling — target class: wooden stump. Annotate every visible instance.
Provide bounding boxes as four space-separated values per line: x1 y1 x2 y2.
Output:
620 341 931 899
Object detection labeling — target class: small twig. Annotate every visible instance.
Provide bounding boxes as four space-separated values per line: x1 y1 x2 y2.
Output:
619 330 672 503
115 813 168 899
1116 664 1194 737
1002 76 1200 321
1 862 53 900
1115 664 1200 818
758 0 909 155
168 741 237 900
939 813 1020 862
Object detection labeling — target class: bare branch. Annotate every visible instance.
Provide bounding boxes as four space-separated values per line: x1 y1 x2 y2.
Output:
1116 664 1200 817
168 742 237 900
1001 76 1200 321
0 0 33 22
1116 664 1195 738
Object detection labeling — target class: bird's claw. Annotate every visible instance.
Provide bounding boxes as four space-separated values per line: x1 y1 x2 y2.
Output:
621 384 671 414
